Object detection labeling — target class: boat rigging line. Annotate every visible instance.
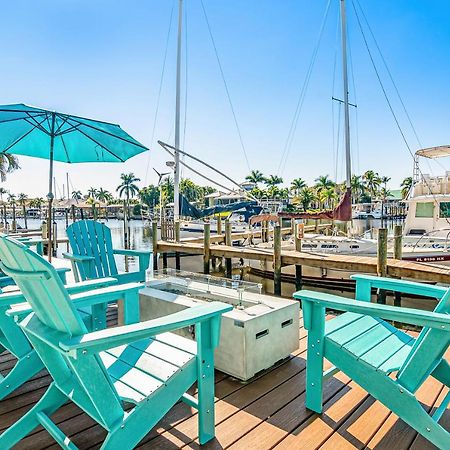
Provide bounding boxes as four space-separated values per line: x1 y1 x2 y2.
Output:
351 0 449 223
144 0 175 185
277 0 332 177
158 140 256 200
199 0 251 173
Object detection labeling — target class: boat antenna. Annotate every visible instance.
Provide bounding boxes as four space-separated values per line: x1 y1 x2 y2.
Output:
173 0 183 221
341 0 352 190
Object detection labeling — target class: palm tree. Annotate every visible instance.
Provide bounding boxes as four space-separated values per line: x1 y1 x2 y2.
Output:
314 175 335 193
0 154 19 182
350 175 365 203
160 176 174 206
363 170 381 199
245 170 265 186
320 188 338 209
381 176 391 190
401 176 413 199
250 187 266 199
290 178 306 196
264 174 283 188
31 197 45 212
97 188 112 204
87 187 98 199
139 185 160 208
180 178 200 202
0 187 6 202
72 190 83 201
18 193 28 229
298 188 315 211
379 187 391 201
117 173 141 217
8 193 16 231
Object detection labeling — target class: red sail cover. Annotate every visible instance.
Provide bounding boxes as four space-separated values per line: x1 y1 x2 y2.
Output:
278 188 352 221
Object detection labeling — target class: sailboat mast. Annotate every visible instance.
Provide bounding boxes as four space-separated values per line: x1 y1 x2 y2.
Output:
340 0 352 189
173 0 183 221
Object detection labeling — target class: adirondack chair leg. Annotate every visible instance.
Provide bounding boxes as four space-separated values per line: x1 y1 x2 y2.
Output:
69 259 80 283
0 350 43 400
196 320 216 445
122 290 140 324
91 303 107 331
305 304 326 413
0 383 67 448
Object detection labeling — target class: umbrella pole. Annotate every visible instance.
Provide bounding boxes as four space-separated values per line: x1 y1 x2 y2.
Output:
47 113 56 262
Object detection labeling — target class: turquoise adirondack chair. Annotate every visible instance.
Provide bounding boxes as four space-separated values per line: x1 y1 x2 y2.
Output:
0 272 122 400
296 274 450 449
0 234 231 449
64 220 151 284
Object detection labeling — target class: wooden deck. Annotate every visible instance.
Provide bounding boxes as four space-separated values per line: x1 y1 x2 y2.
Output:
0 308 447 449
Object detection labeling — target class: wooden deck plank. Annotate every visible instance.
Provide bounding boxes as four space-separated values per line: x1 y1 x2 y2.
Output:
272 377 367 450
364 375 444 449
0 309 447 450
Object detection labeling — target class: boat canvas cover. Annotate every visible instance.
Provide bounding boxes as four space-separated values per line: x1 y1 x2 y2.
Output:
180 194 262 221
278 188 352 221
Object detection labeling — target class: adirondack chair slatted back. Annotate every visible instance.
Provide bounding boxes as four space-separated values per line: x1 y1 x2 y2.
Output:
0 235 124 428
67 220 118 279
0 236 85 335
397 289 450 393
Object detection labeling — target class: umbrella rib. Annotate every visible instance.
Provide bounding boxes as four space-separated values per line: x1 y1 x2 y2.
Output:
0 112 47 125
64 116 148 150
58 133 71 163
70 127 126 162
23 117 50 135
0 125 40 154
54 115 70 135
56 123 82 136
25 111 52 135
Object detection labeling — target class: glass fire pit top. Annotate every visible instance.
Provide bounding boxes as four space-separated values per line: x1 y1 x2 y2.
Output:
148 269 272 313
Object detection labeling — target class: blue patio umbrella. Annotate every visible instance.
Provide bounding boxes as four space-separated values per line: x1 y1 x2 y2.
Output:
0 104 149 259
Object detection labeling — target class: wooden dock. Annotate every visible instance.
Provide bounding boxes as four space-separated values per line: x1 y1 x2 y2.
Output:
0 307 446 449
156 240 450 284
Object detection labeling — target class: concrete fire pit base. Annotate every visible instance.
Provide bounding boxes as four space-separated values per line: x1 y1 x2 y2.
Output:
138 278 300 381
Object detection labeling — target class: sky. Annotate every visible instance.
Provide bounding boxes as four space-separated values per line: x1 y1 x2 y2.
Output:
1 0 450 198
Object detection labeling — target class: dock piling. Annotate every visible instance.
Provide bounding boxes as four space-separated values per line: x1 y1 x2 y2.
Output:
225 219 232 278
377 228 388 304
274 225 282 296
175 220 181 270
393 224 403 307
152 221 158 271
204 222 211 274
295 223 303 292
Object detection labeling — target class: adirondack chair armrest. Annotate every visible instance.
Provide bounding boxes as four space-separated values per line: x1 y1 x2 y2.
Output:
296 290 450 330
68 282 144 309
64 277 119 294
351 274 447 301
0 277 119 311
6 280 135 318
59 301 233 355
113 249 151 271
62 252 95 263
